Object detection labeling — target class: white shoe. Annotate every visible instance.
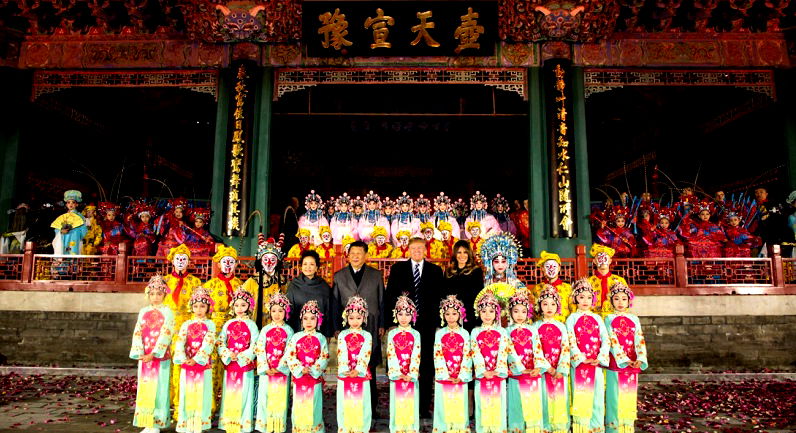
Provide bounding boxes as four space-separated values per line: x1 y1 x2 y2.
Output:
151 429 160 433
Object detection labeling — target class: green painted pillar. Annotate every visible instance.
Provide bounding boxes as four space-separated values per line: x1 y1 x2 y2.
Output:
0 69 26 232
249 67 273 248
527 65 592 257
780 69 796 191
210 70 231 240
0 128 20 232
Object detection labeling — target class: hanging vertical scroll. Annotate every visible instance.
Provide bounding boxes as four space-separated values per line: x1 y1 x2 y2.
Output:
224 63 255 237
546 60 576 238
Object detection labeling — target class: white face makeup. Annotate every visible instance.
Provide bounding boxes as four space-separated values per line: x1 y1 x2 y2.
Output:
399 236 409 247
220 256 236 274
376 235 386 246
321 232 332 243
173 253 189 273
543 259 560 280
262 253 278 274
595 252 610 268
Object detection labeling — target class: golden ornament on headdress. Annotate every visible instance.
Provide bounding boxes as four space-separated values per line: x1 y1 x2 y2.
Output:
167 244 192 261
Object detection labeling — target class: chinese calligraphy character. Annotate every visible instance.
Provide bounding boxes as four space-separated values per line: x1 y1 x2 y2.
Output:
318 8 353 50
454 7 484 53
364 8 395 49
411 11 440 47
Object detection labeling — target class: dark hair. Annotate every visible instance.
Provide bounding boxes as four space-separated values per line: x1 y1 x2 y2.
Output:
445 240 479 277
348 241 368 253
300 249 321 267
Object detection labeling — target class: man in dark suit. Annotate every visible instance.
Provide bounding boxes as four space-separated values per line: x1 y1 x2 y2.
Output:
385 237 445 418
333 241 385 426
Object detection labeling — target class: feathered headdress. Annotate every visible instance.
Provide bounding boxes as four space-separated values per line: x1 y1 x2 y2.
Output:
434 192 451 206
470 190 488 208
257 233 285 260
480 233 522 280
491 194 510 213
304 190 323 208
395 192 413 208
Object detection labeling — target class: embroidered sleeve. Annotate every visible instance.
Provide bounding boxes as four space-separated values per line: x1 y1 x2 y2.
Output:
172 321 189 365
495 329 509 378
337 330 350 376
218 321 233 366
386 330 401 380
129 309 145 360
556 323 571 376
410 329 421 381
277 326 295 376
531 326 551 371
633 315 648 370
458 330 473 383
255 324 270 375
597 316 611 367
506 327 522 376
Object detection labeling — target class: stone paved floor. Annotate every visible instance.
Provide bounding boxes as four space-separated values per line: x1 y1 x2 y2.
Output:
1 374 794 433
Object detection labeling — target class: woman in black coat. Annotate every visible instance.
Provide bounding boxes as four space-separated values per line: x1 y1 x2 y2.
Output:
285 250 335 338
444 239 485 332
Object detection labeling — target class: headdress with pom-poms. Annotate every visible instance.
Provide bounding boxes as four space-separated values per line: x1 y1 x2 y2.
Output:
364 190 381 205
336 193 353 207
342 295 369 327
534 285 562 317
480 233 522 280
382 197 395 212
694 200 713 215
474 289 502 324
439 294 466 327
393 293 417 325
257 233 285 260
144 274 171 296
229 287 255 316
352 196 364 209
300 299 324 329
570 278 597 308
267 292 292 320
415 194 431 209
608 282 635 310
395 192 413 208
189 287 215 313
470 190 488 207
304 190 323 208
507 291 532 323
491 194 510 214
434 192 451 207
452 198 468 218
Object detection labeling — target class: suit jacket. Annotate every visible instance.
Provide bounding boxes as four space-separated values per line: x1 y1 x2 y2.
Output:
333 264 385 366
386 259 445 334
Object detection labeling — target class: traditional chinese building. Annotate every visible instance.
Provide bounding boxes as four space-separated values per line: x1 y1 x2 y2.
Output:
0 0 794 256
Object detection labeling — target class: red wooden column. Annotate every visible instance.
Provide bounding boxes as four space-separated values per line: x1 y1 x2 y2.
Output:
21 241 34 283
770 244 784 288
574 244 588 279
115 242 128 285
674 244 688 289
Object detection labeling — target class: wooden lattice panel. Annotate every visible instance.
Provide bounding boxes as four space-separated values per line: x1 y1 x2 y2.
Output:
612 258 675 286
686 258 773 286
33 255 116 281
0 255 23 281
